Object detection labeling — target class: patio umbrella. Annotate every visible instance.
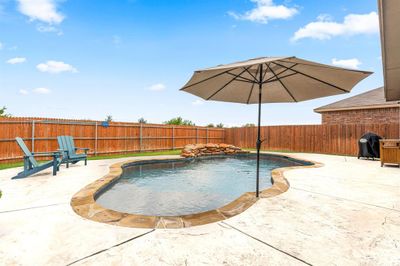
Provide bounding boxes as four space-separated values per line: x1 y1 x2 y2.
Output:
180 56 372 197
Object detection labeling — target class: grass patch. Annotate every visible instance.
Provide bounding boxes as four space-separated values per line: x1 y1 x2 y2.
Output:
0 162 24 170
0 150 181 170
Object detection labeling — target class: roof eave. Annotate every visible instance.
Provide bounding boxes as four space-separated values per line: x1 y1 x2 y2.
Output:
314 103 400 113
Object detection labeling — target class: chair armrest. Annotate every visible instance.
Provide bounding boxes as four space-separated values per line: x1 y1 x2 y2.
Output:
57 149 69 155
32 151 61 156
52 152 61 159
75 147 89 154
75 147 90 151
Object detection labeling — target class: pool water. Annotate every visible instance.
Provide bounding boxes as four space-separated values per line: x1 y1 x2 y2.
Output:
96 155 306 216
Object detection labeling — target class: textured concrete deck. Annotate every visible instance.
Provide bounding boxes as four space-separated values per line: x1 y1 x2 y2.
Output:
0 153 399 265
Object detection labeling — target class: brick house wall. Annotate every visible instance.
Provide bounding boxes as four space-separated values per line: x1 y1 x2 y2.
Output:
321 107 400 124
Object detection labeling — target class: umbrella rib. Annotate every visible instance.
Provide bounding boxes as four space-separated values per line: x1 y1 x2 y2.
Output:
180 68 236 91
273 62 349 93
246 64 262 104
206 67 251 100
260 63 270 83
262 63 297 84
264 72 298 84
243 68 258 82
226 72 255 83
267 63 297 102
264 63 298 83
246 82 256 104
233 78 255 83
278 59 372 74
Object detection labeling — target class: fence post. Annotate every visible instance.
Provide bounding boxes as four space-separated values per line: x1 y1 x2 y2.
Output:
172 126 175 150
124 126 127 154
206 128 209 143
31 120 35 152
139 123 143 152
94 122 98 156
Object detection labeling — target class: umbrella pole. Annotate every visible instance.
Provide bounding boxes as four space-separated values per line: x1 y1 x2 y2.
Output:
256 64 263 198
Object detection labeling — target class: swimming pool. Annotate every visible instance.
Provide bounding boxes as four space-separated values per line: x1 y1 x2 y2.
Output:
95 154 307 216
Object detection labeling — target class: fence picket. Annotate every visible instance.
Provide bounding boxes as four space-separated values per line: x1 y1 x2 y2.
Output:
225 123 399 156
0 117 224 163
1 117 399 162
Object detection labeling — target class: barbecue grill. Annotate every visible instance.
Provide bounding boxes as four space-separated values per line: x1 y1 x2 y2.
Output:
358 132 382 160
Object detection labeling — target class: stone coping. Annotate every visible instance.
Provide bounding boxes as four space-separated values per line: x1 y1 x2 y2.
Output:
70 154 322 229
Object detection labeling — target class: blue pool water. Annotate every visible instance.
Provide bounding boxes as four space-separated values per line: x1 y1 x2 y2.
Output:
96 155 306 216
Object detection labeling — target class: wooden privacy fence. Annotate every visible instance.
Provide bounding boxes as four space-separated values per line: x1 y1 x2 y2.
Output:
1 117 399 162
0 118 224 162
225 123 400 156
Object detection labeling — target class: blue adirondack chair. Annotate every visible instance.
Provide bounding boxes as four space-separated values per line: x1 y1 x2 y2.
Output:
57 136 89 168
13 137 61 179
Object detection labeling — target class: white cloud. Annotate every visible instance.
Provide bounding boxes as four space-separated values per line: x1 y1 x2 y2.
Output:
331 58 362 69
0 42 3 50
36 60 78 74
36 24 63 35
33 87 51 94
229 0 298 24
192 99 204 106
19 89 29 95
20 88 52 94
292 12 379 41
148 83 166 91
6 57 27 64
17 0 64 24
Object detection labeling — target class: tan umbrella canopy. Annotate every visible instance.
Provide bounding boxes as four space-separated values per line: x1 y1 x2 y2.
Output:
180 56 372 197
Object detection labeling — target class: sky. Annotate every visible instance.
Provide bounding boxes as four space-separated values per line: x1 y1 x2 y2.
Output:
0 0 383 126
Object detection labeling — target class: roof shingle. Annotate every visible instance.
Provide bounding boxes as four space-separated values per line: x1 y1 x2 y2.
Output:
314 87 399 113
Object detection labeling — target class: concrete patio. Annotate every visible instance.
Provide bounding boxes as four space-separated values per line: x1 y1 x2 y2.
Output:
0 153 399 265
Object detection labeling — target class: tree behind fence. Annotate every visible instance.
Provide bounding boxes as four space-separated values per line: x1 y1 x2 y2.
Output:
225 124 400 156
0 117 225 162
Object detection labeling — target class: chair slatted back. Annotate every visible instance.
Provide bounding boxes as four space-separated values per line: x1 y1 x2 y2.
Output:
15 137 39 167
66 136 77 156
58 136 77 157
58 136 69 157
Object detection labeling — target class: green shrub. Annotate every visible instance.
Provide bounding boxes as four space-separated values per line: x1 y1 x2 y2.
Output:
0 106 11 118
164 117 195 126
